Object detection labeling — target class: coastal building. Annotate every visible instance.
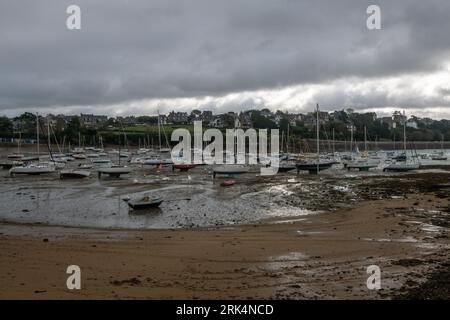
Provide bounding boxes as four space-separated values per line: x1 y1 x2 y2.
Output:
167 111 189 124
80 113 108 129
211 116 225 128
380 116 397 129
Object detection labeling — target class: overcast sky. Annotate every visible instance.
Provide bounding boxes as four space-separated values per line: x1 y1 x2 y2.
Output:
1 0 450 118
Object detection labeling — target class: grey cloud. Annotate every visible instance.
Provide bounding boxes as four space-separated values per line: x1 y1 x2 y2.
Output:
0 0 450 114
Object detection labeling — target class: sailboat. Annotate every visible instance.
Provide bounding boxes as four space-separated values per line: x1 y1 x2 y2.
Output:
431 134 447 160
277 123 296 172
60 169 91 179
345 126 379 171
158 111 171 153
10 113 56 175
383 111 420 172
296 104 335 174
7 132 24 159
97 133 132 178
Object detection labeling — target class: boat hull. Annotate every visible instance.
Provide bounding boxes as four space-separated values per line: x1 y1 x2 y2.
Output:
60 170 91 179
295 162 335 174
9 166 55 175
127 199 163 210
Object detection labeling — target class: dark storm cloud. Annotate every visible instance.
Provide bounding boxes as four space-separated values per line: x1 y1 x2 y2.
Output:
0 0 450 114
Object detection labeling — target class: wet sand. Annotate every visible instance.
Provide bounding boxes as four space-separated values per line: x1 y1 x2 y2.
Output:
1 193 449 299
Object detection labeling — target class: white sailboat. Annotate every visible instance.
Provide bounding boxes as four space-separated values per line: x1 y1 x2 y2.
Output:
7 132 24 159
296 104 335 174
384 111 419 172
345 126 379 171
10 113 56 176
98 132 133 178
60 169 91 179
158 111 171 153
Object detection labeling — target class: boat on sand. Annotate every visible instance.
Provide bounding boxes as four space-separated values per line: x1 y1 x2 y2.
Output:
60 169 91 179
125 196 163 210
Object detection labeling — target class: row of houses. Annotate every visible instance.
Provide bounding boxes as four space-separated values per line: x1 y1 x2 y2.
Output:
12 109 425 131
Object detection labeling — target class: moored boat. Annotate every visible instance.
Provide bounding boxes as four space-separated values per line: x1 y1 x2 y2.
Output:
9 163 56 175
213 165 249 177
60 169 91 179
173 164 196 171
295 161 335 174
126 196 163 210
7 153 24 160
383 163 420 172
98 165 132 178
73 154 87 160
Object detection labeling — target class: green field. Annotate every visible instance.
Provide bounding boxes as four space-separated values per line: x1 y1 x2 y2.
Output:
102 124 195 135
126 124 194 134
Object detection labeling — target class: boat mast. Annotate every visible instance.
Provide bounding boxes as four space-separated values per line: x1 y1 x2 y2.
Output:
332 128 335 154
364 126 367 151
158 110 162 152
18 131 22 154
350 125 354 160
403 110 407 156
287 122 290 154
316 103 320 174
47 118 51 154
36 113 40 163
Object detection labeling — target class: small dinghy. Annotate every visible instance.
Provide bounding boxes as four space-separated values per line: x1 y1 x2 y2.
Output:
126 196 163 210
60 169 91 179
220 179 236 187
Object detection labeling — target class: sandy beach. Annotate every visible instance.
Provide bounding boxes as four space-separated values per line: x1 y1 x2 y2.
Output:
1 191 449 299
